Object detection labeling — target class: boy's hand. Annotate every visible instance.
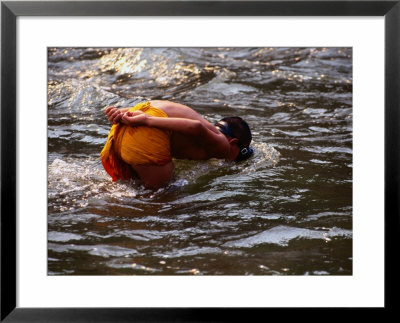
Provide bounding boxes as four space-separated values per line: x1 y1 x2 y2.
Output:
121 110 148 127
105 106 123 124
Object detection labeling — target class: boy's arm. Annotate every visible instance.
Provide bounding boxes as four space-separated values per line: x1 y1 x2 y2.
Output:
121 111 229 155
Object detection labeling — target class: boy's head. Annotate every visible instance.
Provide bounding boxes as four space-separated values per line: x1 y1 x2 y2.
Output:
215 116 254 162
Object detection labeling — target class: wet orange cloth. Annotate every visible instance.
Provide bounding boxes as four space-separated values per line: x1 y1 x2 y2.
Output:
100 102 172 181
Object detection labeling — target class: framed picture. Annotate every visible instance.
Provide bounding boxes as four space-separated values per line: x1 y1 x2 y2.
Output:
1 0 398 321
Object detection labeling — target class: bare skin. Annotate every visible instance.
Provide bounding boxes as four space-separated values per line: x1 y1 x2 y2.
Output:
105 100 240 189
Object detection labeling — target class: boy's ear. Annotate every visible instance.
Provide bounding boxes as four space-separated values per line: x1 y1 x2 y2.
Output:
229 138 239 145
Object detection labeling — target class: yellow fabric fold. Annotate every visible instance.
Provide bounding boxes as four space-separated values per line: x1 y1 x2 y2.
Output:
100 102 171 181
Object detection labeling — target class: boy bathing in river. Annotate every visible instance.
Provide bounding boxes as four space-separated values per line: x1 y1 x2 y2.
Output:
101 100 253 189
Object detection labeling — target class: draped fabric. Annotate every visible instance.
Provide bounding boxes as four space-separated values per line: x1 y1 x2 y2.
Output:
100 102 171 181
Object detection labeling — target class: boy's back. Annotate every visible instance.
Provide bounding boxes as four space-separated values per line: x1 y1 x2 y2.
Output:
149 100 224 160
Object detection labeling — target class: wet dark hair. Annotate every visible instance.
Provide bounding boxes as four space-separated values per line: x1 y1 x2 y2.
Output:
215 116 254 162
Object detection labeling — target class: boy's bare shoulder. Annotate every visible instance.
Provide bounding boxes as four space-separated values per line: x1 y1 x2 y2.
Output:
150 100 200 119
150 100 187 109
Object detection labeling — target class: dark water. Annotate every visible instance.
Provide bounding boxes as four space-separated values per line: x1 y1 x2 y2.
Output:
48 47 352 275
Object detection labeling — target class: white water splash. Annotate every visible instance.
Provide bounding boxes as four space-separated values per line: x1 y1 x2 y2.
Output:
48 158 141 212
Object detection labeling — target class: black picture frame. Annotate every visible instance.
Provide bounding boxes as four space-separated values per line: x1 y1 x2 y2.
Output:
1 1 399 321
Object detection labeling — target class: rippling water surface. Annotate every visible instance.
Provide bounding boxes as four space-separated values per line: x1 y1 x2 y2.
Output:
48 47 352 275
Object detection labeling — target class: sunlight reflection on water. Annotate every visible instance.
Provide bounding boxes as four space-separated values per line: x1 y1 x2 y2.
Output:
48 47 352 275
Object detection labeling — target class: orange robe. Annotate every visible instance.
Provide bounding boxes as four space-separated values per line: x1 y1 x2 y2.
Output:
100 102 172 181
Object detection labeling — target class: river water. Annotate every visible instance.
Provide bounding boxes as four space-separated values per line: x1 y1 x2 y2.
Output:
48 47 352 275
